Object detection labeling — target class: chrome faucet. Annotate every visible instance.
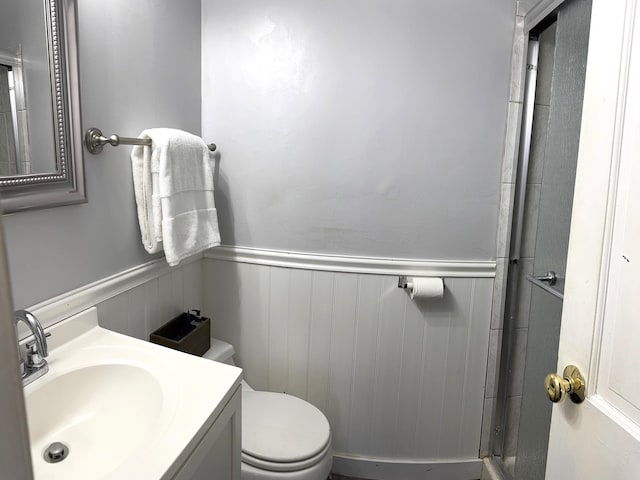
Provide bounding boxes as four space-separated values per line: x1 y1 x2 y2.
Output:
14 309 50 386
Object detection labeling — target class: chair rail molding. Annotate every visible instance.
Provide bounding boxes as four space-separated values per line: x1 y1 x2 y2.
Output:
18 254 203 335
205 246 496 278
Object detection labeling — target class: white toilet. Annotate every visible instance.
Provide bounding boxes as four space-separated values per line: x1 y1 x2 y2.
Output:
203 338 333 480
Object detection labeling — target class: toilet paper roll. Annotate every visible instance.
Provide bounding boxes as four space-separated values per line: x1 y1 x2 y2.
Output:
408 277 444 300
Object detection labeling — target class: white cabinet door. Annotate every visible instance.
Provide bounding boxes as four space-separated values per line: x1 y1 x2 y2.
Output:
546 0 640 477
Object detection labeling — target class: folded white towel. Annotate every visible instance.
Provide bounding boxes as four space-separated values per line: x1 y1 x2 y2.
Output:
131 128 221 266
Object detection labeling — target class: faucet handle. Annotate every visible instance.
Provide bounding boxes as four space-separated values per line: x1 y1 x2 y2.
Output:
26 332 51 368
25 332 51 350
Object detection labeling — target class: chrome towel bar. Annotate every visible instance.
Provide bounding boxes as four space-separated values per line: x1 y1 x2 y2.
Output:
525 273 564 300
84 127 217 155
533 271 557 285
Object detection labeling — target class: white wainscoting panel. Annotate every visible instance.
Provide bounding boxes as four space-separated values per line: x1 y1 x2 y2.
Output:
204 258 493 460
96 260 203 340
24 257 204 342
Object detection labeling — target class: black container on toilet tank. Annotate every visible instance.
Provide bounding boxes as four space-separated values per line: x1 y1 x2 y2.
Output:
150 309 211 356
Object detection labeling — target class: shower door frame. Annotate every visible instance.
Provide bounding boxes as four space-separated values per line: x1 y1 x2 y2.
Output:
490 0 573 475
491 33 540 469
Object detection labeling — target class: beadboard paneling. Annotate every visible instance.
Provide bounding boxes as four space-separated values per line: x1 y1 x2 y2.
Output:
204 258 493 460
21 256 203 337
95 260 203 341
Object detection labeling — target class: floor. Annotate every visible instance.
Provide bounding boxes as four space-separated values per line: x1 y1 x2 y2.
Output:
332 472 483 480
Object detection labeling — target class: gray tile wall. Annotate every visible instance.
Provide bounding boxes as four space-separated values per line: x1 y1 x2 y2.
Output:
480 11 527 458
500 21 557 472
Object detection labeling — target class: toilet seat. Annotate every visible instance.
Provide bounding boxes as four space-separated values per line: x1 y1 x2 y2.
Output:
242 436 332 472
241 391 331 473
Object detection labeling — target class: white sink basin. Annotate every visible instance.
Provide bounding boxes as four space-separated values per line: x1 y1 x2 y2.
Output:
23 308 242 480
27 364 164 477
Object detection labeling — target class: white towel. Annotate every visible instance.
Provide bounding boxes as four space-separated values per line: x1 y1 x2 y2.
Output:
131 128 221 266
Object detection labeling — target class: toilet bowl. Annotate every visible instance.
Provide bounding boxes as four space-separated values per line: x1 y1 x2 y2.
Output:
203 338 333 480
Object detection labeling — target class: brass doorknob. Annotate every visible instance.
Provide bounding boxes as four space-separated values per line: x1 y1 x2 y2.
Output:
544 365 585 404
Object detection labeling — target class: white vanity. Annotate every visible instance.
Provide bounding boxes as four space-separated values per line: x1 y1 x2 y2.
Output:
23 308 242 480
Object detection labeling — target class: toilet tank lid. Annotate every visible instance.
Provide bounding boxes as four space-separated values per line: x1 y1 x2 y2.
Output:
202 338 235 362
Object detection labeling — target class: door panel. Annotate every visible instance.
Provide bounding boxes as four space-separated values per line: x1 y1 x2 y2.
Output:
598 53 640 423
546 0 640 477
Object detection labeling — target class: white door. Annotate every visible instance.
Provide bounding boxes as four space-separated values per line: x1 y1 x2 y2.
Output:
545 0 640 477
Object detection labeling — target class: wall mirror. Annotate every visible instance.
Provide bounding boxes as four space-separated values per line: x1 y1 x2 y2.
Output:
0 0 85 214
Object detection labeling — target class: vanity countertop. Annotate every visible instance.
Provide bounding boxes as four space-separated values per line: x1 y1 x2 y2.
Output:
24 307 242 480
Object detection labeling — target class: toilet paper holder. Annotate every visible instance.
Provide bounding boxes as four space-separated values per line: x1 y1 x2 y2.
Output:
397 275 445 288
398 276 445 300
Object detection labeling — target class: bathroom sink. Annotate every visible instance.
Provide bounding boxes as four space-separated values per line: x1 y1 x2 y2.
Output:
27 364 165 478
23 308 242 480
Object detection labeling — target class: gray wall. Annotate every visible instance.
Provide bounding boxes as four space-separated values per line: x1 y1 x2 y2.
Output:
5 0 516 307
3 0 202 308
519 0 541 13
202 0 515 260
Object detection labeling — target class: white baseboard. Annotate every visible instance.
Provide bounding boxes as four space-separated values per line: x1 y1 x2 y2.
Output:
205 246 496 278
332 455 483 480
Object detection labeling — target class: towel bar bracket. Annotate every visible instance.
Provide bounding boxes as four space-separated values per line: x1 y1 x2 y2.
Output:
84 127 217 154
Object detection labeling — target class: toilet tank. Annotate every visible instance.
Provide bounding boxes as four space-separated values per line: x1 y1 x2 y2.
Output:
203 338 235 364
